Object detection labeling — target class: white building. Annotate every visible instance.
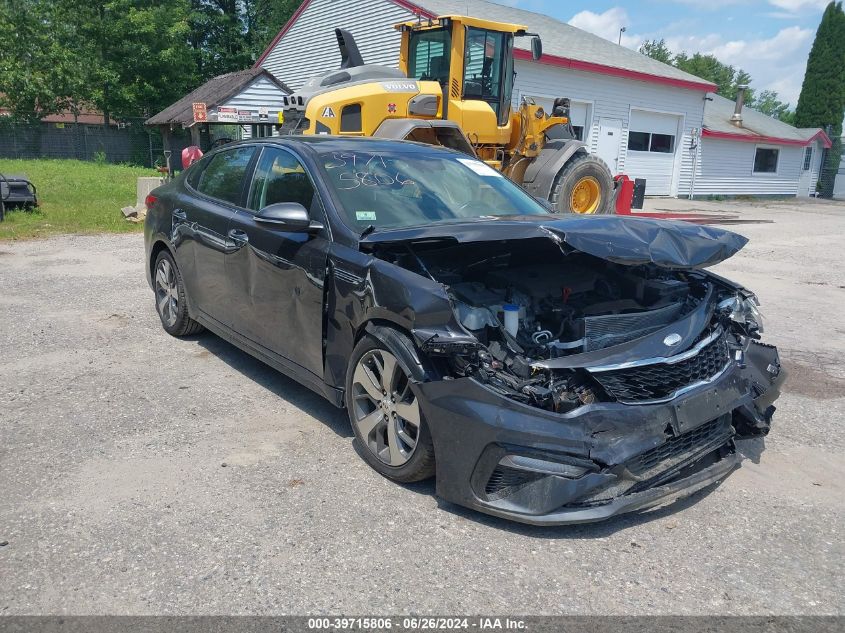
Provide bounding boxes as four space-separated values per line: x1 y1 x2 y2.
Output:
256 0 830 199
695 93 831 198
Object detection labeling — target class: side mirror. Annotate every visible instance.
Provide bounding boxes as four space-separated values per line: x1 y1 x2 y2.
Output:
531 37 543 61
255 202 321 231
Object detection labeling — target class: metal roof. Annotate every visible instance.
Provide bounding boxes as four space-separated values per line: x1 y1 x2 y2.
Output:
402 0 717 90
702 93 830 147
145 68 291 127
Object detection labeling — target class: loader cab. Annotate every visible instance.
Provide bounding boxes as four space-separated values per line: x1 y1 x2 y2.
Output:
400 16 534 144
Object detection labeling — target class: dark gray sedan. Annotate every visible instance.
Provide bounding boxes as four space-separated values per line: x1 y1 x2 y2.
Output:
144 136 783 525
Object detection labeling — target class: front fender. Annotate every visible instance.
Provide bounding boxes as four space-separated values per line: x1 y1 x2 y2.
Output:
522 139 588 200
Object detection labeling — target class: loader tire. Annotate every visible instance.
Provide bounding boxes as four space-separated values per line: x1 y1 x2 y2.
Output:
550 152 614 215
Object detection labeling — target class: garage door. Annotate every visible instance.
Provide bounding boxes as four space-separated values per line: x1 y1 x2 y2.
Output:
624 110 682 196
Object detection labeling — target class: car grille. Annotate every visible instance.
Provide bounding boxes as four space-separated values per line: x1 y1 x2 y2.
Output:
627 415 732 478
569 415 735 505
590 331 730 403
485 466 544 499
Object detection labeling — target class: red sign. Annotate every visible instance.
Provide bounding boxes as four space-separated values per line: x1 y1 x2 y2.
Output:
192 102 207 123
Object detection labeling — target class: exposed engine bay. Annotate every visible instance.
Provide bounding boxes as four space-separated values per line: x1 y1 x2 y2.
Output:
371 237 767 415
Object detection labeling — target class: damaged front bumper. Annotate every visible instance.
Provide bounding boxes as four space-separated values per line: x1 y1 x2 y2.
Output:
417 340 783 526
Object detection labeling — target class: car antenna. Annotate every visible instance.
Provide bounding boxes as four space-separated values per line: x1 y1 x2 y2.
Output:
360 224 376 238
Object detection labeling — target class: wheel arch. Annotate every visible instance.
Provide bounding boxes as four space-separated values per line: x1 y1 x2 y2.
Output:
356 320 430 383
148 238 175 282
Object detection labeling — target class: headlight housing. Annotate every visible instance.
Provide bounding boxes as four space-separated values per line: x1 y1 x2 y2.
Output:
718 293 764 334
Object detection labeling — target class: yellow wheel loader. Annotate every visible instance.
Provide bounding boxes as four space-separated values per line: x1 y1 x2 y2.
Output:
278 14 614 214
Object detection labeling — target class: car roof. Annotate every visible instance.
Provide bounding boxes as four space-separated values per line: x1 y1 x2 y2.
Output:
236 135 464 156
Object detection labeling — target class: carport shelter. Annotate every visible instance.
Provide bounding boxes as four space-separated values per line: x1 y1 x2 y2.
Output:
145 67 291 172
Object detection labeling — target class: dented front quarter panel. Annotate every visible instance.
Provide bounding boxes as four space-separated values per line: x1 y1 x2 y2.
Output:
323 241 467 389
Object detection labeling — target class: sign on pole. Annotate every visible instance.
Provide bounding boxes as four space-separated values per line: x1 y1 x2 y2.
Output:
192 102 208 123
217 107 238 123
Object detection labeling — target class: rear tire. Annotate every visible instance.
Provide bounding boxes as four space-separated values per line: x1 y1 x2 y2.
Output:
153 251 204 337
550 152 614 214
346 332 436 483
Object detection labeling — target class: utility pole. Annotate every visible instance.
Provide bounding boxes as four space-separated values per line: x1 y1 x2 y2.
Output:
618 26 626 45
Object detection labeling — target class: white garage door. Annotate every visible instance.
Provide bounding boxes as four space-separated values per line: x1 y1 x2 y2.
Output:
624 110 682 196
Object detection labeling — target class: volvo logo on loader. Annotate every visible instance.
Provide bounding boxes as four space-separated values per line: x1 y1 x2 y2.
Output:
381 81 419 92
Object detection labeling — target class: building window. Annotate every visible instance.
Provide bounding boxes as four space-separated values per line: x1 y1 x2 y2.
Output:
650 133 675 153
627 131 650 151
753 147 779 174
572 125 584 141
627 131 675 153
803 146 813 171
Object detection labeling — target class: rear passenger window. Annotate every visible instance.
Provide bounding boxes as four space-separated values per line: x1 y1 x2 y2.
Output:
196 146 256 205
248 147 317 213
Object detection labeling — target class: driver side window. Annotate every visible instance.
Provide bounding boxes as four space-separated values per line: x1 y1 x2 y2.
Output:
248 147 317 214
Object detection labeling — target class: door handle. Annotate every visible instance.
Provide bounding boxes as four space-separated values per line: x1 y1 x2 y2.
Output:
172 208 187 221
228 228 249 243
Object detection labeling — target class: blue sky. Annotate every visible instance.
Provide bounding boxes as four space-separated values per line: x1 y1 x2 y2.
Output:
499 0 831 105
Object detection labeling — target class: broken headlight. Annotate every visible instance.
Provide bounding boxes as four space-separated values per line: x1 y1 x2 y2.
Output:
718 293 764 334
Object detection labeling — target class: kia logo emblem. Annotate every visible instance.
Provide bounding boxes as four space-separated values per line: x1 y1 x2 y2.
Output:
664 333 682 347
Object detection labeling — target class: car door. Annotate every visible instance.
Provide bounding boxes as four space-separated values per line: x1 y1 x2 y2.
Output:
224 145 330 379
174 145 257 326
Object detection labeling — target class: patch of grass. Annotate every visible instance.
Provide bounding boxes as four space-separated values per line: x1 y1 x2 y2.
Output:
0 159 158 240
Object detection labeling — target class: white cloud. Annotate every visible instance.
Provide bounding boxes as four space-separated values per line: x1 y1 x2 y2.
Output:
568 8 641 47
561 5 814 105
767 0 829 12
664 26 814 104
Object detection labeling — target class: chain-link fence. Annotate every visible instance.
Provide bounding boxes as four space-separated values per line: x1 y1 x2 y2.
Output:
0 117 170 168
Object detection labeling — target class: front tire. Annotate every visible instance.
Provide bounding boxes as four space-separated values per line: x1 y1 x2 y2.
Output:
550 152 614 214
346 332 435 483
153 251 204 337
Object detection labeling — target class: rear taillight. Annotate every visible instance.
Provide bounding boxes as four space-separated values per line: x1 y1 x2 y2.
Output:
145 194 157 210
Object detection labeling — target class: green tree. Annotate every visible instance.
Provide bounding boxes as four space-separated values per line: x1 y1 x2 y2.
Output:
794 1 845 198
639 39 796 123
638 39 673 65
755 90 795 124
0 0 85 122
188 0 303 81
673 52 754 102
63 0 198 123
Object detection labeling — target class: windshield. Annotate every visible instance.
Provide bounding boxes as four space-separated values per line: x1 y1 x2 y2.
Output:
316 149 549 230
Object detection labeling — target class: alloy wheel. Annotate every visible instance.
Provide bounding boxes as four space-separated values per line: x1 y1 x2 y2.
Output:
155 257 179 328
351 349 421 467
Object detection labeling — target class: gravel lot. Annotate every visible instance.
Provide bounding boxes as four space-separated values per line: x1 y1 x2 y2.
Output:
0 199 843 615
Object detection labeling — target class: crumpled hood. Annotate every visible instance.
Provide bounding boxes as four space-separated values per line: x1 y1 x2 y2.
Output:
360 214 748 269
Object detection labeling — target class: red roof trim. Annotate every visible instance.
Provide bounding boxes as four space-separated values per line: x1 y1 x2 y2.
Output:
254 0 316 67
513 49 716 92
389 0 436 17
702 128 832 148
804 128 834 148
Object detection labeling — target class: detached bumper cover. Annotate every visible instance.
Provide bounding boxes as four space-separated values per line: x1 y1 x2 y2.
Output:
417 341 781 526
